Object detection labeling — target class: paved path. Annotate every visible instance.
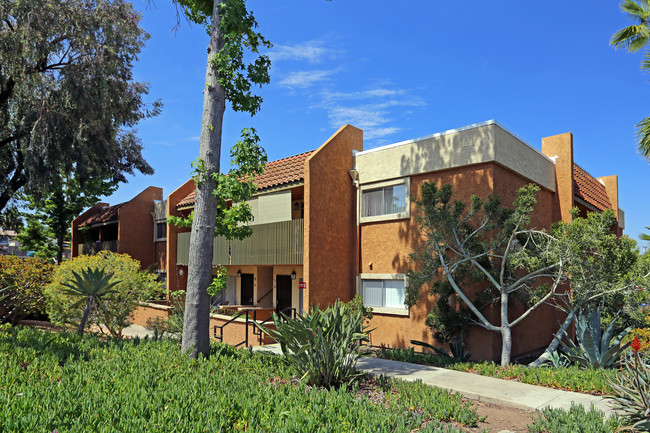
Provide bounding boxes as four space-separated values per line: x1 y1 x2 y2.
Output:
122 327 616 417
253 343 615 416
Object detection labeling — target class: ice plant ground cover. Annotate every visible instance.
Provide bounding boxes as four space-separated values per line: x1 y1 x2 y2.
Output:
0 325 480 433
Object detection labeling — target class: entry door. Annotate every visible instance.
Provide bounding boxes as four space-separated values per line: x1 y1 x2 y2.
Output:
276 275 292 314
241 274 254 305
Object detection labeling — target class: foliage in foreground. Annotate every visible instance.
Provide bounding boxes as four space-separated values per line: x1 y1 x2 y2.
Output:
44 252 163 338
258 302 371 388
0 255 54 324
0 325 479 432
528 404 623 433
607 339 650 430
377 347 617 395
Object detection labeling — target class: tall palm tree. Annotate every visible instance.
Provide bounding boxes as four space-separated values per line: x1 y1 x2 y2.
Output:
611 0 650 159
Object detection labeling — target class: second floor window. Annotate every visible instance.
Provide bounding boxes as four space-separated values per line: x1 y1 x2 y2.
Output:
362 184 407 217
155 222 166 241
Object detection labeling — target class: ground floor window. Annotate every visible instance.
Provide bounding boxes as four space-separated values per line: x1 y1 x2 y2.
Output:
361 276 405 309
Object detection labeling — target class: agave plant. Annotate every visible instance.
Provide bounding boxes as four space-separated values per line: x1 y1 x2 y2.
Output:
559 308 632 368
607 337 650 430
411 331 471 362
257 302 371 388
60 268 120 337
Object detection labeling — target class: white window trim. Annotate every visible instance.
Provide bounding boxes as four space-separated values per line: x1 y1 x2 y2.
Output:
357 273 409 316
359 177 410 224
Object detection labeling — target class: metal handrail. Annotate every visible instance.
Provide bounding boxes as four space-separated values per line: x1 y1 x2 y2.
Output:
253 307 296 346
213 309 251 348
257 288 273 304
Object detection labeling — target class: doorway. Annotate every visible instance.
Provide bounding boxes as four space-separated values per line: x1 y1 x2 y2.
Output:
241 274 254 305
276 275 292 314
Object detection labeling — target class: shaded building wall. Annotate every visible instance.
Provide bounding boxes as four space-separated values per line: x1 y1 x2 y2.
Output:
166 179 195 293
117 186 162 270
304 124 363 311
70 203 108 258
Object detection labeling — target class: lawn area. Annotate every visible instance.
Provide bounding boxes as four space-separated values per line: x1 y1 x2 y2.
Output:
376 347 618 395
0 325 480 433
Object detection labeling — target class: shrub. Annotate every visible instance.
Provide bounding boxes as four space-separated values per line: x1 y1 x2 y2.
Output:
44 251 163 338
0 255 54 324
528 404 623 432
258 301 371 388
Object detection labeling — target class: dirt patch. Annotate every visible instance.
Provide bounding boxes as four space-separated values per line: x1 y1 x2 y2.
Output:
17 320 63 332
464 400 534 432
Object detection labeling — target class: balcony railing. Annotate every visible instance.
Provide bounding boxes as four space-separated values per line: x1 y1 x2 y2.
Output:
176 219 304 266
79 240 118 256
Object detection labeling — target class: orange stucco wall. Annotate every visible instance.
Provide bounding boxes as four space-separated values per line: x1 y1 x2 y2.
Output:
117 186 162 270
304 124 363 311
361 162 570 361
166 179 194 293
542 132 573 224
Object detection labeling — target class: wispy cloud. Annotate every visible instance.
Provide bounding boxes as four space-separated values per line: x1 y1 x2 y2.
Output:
270 40 339 63
318 87 426 141
278 69 338 89
154 140 176 147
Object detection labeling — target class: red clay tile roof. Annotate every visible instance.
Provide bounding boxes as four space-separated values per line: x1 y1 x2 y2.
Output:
573 164 612 211
176 150 314 209
78 203 125 227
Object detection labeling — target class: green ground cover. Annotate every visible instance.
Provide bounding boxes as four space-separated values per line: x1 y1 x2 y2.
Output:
0 325 480 433
377 347 618 395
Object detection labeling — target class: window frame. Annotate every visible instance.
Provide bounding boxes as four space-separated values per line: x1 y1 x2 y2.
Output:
359 178 410 224
358 273 409 316
154 221 167 241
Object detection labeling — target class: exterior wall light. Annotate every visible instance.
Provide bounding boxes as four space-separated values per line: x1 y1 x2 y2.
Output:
236 270 242 278
290 271 296 280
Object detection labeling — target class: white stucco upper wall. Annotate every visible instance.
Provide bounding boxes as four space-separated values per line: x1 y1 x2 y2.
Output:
354 120 556 192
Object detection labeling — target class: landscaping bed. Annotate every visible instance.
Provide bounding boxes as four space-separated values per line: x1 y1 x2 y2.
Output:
375 347 618 395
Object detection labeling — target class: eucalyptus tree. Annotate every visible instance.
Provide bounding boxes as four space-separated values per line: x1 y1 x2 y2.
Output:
0 0 161 211
611 0 650 159
170 0 271 358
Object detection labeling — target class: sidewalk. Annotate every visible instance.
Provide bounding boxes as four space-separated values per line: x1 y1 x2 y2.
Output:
253 343 615 416
123 327 616 417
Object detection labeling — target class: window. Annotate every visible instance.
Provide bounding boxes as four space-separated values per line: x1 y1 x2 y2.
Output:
155 222 166 241
360 178 410 223
361 277 406 310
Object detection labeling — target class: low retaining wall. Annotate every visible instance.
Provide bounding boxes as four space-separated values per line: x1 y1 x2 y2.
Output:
131 303 276 347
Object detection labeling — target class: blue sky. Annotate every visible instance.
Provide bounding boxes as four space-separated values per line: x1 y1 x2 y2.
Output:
110 0 649 247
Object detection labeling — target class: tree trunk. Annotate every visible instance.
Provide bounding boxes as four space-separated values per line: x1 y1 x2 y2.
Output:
56 235 64 265
500 291 512 366
78 297 93 337
528 306 579 367
181 0 226 359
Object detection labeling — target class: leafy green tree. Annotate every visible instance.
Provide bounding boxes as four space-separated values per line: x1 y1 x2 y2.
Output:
529 210 642 366
407 182 568 366
170 0 271 359
611 0 650 159
16 173 117 264
0 206 22 231
0 0 161 212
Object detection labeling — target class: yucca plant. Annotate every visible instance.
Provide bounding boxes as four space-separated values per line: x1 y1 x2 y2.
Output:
607 336 650 430
257 301 371 388
60 268 120 337
559 308 632 368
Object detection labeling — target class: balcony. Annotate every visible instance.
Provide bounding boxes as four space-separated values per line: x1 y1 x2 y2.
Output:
176 219 304 266
79 240 118 256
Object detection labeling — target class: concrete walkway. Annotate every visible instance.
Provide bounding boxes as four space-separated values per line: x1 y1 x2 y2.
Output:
253 343 616 416
122 327 616 417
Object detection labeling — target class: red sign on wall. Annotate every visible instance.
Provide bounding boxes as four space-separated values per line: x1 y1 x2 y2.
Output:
298 282 307 290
